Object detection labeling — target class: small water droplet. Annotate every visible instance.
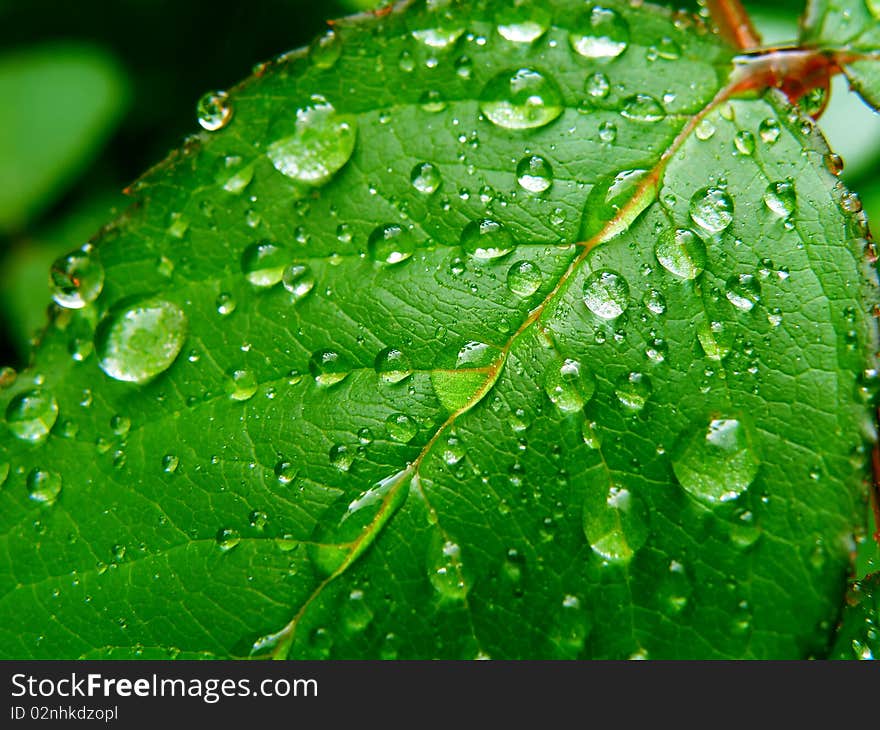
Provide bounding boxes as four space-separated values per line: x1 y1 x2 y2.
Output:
197 90 232 131
480 68 563 130
585 72 611 99
162 454 179 474
672 418 758 504
227 369 258 401
50 249 104 309
281 262 316 302
410 162 442 194
614 372 652 413
386 413 418 443
216 527 241 551
689 186 734 233
583 269 629 319
551 594 591 657
110 414 131 437
620 94 665 123
461 218 514 260
697 320 731 361
309 28 342 69
216 292 236 316
411 25 464 49
375 347 413 384
763 180 797 217
506 260 543 297
241 241 288 288
5 389 59 443
726 273 761 312
516 155 553 193
428 536 469 601
569 5 630 59
758 118 781 144
309 349 350 387
27 468 62 505
598 121 617 143
419 89 447 112
329 443 353 472
95 299 188 384
368 223 416 264
544 357 596 414
733 130 756 155
274 460 297 485
583 485 648 563
496 4 550 43
655 228 707 280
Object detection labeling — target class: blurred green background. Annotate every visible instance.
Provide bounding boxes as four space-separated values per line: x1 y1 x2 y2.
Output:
1 0 879 368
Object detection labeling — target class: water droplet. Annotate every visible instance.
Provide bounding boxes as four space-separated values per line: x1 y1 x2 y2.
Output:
461 218 514 260
697 320 731 361
216 527 241 551
241 241 288 288
282 263 316 302
5 389 58 443
410 162 441 194
583 269 629 319
614 372 652 413
419 89 446 112
227 369 258 401
655 227 706 280
329 443 353 472
374 347 413 384
197 90 232 131
95 299 188 384
110 414 131 437
27 468 62 505
386 413 418 443
620 94 665 122
672 418 758 503
162 454 179 474
569 5 630 59
274 460 296 485
368 224 415 264
659 560 692 614
309 349 350 387
585 72 610 99
49 249 104 309
758 118 781 144
428 536 469 601
342 589 374 633
216 292 236 316
309 29 341 69
726 274 761 312
763 180 797 217
249 510 269 531
579 168 647 240
516 155 553 193
583 485 648 563
689 186 734 233
544 357 596 414
411 26 464 49
496 4 550 43
598 121 617 142
734 130 755 155
506 260 543 297
266 95 356 186
480 68 563 130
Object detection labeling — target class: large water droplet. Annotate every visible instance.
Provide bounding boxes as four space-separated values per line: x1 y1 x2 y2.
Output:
758 118 781 144
579 168 647 241
241 241 288 288
544 357 596 414
461 218 514 260
507 260 542 297
410 162 441 194
480 68 563 130
227 369 258 401
569 5 630 59
266 95 356 186
516 155 553 193
197 90 232 131
583 484 648 563
583 269 629 319
496 3 550 42
411 26 464 49
309 349 351 387
216 527 241 552
386 413 418 443
726 273 761 312
50 249 104 309
5 389 59 443
282 262 315 302
655 228 706 280
95 299 188 384
614 372 652 413
309 29 342 69
763 180 797 217
734 130 756 155
375 347 413 384
620 94 665 122
689 186 734 233
368 224 416 265
672 418 759 504
27 468 62 505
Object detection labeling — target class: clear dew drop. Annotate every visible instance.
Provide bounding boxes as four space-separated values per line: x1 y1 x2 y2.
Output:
386 413 418 443
375 347 413 384
226 369 258 401
734 130 755 155
368 223 416 265
659 560 692 615
410 162 441 194
5 389 59 443
215 527 241 552
274 460 297 485
266 95 356 186
27 468 62 505
241 241 288 288
343 589 374 633
763 180 797 217
329 444 353 472
95 299 187 384
516 155 553 193
569 5 630 59
583 484 648 563
428 536 469 601
655 228 707 280
620 94 665 123
197 90 232 131
309 349 351 387
49 249 104 309
216 292 236 316
758 118 781 144
479 68 563 130
697 320 732 361
672 418 759 504
419 89 447 112
544 357 596 414
726 273 762 312
551 595 591 658
506 260 543 297
496 4 550 43
460 218 514 260
614 372 652 413
689 186 734 233
598 121 617 143
309 29 342 69
110 414 130 437
162 454 179 474
249 510 269 531
585 72 611 99
411 26 464 49
282 263 316 302
583 269 629 319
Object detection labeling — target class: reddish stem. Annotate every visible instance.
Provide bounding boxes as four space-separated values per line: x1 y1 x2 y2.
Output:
705 0 762 50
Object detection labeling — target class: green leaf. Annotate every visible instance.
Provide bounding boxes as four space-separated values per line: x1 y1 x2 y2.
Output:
0 0 878 659
0 43 128 233
830 573 880 659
